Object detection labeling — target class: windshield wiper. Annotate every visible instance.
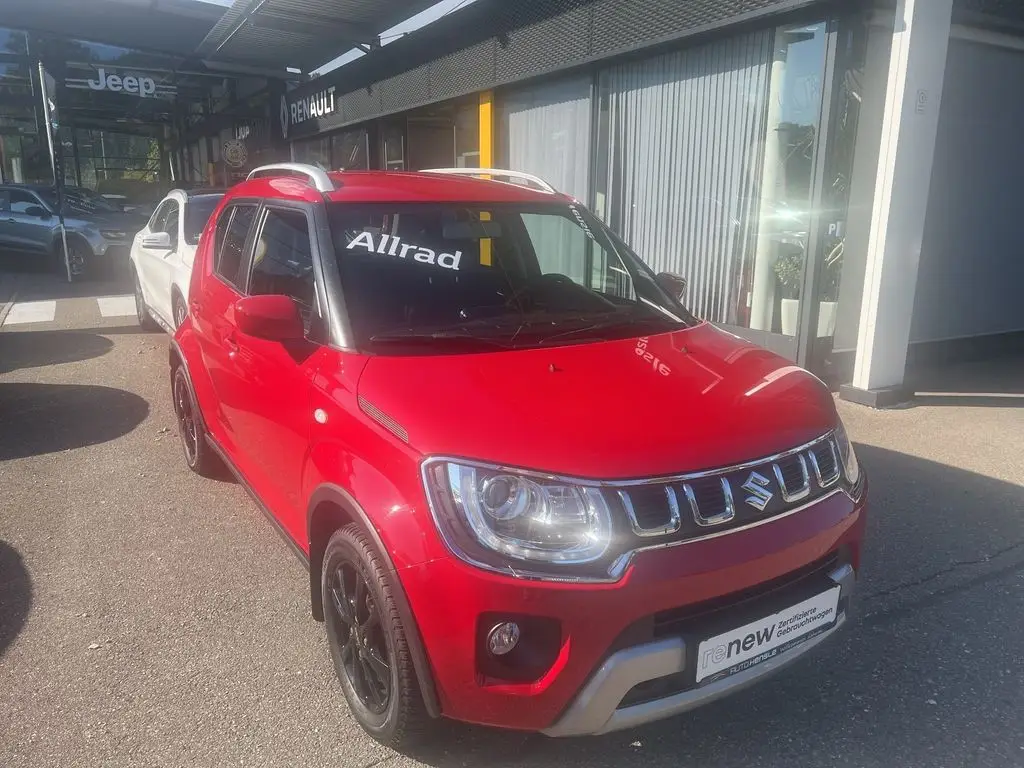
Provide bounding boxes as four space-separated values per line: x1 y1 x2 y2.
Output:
369 330 513 349
537 314 673 345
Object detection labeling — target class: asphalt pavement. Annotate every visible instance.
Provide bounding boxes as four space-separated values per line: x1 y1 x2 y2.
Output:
1 267 1022 768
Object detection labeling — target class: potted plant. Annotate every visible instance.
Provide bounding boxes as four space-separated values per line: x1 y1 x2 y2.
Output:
771 239 844 338
773 246 804 336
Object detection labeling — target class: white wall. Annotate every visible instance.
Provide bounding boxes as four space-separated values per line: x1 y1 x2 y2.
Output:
911 38 1024 343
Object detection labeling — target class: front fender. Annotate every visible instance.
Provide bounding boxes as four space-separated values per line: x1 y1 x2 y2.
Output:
302 435 442 571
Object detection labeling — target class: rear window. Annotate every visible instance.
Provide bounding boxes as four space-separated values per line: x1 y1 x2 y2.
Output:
327 202 695 353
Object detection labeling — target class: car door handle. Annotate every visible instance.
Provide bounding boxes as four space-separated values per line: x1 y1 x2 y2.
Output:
5 218 15 223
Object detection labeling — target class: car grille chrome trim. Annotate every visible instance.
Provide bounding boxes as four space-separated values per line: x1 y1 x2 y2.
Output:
684 477 736 527
618 487 682 537
773 453 811 503
808 440 841 488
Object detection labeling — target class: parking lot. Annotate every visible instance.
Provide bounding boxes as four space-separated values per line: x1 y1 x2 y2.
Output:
1 267 1022 768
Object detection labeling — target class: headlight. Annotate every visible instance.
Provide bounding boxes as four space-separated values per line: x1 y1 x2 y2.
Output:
422 460 613 573
101 229 128 240
834 419 863 495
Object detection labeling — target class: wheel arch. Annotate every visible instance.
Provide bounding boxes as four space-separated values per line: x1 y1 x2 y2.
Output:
307 484 441 718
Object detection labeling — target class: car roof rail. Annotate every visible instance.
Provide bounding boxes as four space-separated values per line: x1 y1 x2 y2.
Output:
246 163 335 193
421 167 558 194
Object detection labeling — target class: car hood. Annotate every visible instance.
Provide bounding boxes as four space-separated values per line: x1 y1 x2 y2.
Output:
356 323 839 479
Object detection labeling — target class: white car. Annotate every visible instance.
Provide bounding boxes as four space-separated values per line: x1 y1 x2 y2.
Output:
129 189 224 331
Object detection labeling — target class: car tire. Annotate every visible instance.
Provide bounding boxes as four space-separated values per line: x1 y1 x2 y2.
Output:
133 267 159 332
65 237 91 281
172 365 219 477
322 524 429 750
172 292 188 329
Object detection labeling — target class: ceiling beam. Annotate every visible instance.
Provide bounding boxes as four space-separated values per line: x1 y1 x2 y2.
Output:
249 12 379 45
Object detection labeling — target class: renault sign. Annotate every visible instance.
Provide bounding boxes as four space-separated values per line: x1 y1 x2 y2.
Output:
281 86 337 139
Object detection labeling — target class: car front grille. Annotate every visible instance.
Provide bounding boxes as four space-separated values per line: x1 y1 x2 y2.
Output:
606 432 843 545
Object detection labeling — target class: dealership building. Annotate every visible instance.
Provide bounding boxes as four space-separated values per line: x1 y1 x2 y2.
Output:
1 0 1022 404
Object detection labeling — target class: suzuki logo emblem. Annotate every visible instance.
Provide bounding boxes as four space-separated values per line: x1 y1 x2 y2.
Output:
741 471 774 511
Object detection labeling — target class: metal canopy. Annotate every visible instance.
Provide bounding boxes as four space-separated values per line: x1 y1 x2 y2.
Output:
0 0 227 59
194 0 440 73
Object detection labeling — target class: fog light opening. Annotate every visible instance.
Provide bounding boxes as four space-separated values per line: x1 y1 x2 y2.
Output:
487 622 521 657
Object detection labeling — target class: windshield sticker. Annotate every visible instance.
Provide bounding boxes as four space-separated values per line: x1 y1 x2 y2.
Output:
346 231 462 271
569 204 598 243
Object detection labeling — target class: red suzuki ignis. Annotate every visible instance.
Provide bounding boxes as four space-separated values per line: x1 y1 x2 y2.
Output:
170 164 867 748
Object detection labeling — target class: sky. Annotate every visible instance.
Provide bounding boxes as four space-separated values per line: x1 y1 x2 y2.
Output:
192 0 478 75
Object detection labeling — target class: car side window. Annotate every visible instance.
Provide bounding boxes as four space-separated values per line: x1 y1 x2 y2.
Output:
0 191 10 212
148 201 171 232
214 204 257 289
248 208 317 332
9 190 40 215
162 202 180 249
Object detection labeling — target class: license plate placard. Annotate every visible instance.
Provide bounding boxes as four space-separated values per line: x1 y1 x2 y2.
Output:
695 585 840 684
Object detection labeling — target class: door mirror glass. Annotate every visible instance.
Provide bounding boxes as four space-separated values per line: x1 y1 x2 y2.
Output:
656 272 687 301
141 231 172 250
24 205 49 219
234 295 305 342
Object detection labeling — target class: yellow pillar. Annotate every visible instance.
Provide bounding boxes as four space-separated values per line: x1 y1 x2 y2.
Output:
478 90 495 265
479 90 494 167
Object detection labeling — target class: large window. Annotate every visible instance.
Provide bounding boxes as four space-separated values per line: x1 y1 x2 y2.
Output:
499 76 591 204
593 23 829 343
331 130 368 170
293 136 331 169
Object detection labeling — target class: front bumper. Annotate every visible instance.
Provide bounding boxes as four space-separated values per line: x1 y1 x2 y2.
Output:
400 490 866 733
544 563 855 736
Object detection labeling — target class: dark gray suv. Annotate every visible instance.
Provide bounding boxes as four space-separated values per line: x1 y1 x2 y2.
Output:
0 184 146 277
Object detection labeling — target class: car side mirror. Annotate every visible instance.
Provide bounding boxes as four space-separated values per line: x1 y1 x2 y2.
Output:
234 295 305 342
24 205 50 219
656 272 688 301
141 231 172 250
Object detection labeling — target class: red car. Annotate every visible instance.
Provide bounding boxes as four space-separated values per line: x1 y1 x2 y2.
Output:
170 163 866 748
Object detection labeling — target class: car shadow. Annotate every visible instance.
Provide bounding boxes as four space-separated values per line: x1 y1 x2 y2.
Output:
0 383 149 461
403 444 1024 767
0 541 32 660
0 330 114 374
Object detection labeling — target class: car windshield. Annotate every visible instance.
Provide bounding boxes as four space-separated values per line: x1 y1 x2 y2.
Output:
327 201 697 353
184 194 224 245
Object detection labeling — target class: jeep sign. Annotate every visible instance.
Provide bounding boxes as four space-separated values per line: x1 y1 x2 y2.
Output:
65 67 176 99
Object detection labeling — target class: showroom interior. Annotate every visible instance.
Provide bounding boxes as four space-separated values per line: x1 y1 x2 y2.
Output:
1 0 1022 404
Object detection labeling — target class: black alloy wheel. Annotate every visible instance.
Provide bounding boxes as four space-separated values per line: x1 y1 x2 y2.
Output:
321 525 428 749
328 561 392 715
171 366 218 476
173 368 199 467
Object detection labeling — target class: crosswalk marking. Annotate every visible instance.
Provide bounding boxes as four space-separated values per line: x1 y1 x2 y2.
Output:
97 295 137 318
3 300 57 326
